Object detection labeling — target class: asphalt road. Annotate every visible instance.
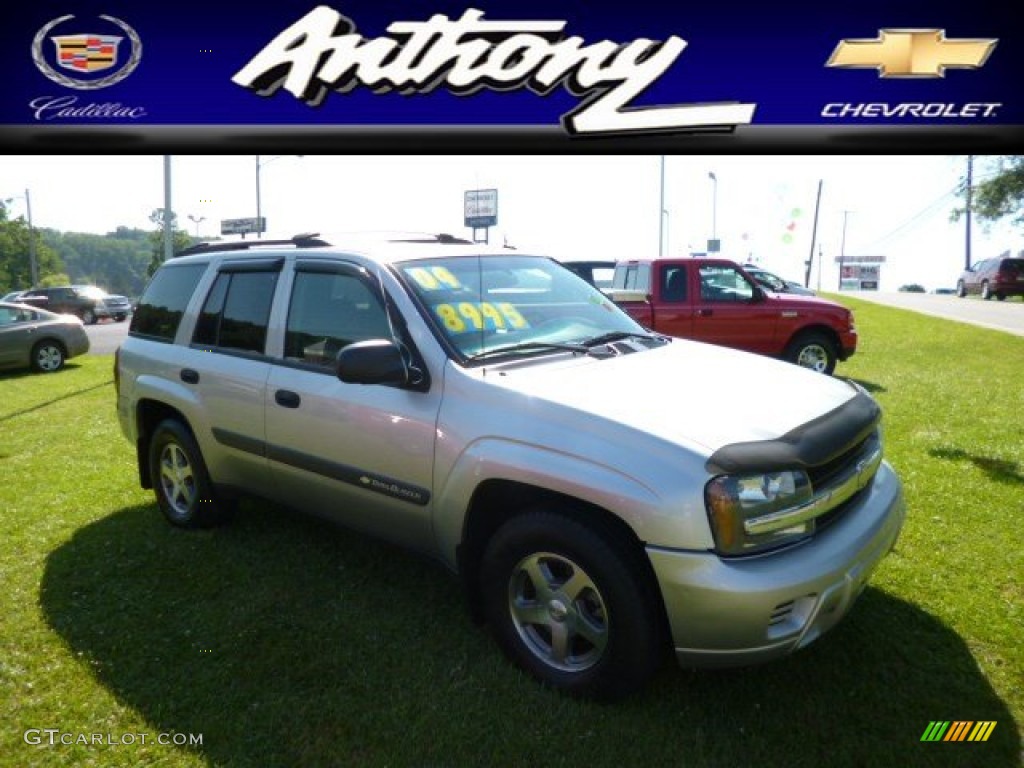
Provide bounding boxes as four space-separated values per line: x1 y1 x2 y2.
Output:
845 292 1024 338
84 317 131 355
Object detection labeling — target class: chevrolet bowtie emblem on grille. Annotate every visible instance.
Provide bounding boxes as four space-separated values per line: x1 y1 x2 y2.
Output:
826 29 997 77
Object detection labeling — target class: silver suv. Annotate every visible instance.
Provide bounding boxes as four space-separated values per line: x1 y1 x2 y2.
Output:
116 233 905 699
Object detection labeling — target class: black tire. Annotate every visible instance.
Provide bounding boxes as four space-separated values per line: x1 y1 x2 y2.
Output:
115 314 126 322
81 308 97 325
956 280 966 298
147 419 232 528
785 331 837 375
981 281 992 300
995 293 1006 301
480 510 664 700
30 340 66 373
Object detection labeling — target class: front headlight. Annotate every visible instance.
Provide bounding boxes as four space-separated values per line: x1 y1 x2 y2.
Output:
705 470 813 556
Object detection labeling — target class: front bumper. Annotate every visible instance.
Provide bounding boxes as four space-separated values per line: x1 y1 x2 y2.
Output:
647 460 904 667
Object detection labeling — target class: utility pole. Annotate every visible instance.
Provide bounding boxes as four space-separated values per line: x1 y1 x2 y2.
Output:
805 180 823 289
25 189 38 287
837 210 850 291
816 244 824 292
163 156 174 263
964 155 974 270
658 156 665 257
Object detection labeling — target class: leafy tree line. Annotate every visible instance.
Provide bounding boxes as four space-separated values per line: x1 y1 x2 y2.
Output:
954 155 1024 230
0 204 197 298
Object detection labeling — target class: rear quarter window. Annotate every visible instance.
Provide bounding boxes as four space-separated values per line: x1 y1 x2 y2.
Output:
130 263 207 342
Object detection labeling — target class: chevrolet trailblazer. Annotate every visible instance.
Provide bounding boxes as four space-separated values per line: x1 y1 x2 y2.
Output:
116 233 905 699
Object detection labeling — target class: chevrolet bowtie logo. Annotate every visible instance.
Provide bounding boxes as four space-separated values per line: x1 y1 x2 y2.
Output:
827 29 997 77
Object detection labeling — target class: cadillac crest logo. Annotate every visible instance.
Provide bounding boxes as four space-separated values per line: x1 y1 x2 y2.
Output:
33 14 141 89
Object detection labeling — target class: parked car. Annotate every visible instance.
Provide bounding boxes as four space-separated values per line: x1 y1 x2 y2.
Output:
19 285 133 323
560 260 616 291
742 264 816 296
611 258 856 374
898 284 926 293
116 233 904 700
2 290 29 303
957 253 1024 300
933 288 957 295
0 301 90 372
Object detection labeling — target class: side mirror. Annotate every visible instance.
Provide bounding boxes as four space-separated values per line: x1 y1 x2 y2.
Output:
336 339 408 386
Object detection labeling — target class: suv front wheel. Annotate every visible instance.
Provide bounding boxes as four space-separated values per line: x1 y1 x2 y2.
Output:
479 510 664 700
148 419 231 528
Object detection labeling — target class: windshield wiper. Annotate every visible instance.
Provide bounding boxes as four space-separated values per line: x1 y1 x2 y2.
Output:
465 341 590 363
579 331 665 348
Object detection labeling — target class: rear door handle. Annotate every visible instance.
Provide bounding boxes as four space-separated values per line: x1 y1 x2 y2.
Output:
180 368 199 384
275 389 301 409
696 309 713 317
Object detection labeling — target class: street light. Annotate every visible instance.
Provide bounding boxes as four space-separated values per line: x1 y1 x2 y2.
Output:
256 155 302 239
708 171 718 245
188 214 206 238
4 189 38 287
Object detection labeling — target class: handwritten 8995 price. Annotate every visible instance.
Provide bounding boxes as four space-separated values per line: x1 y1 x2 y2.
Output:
433 302 529 334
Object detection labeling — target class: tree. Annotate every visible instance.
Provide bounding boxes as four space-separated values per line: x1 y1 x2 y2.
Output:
0 201 65 292
953 156 1024 227
147 208 192 277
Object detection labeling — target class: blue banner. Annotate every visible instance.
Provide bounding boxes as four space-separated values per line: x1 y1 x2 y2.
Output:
2 0 1021 143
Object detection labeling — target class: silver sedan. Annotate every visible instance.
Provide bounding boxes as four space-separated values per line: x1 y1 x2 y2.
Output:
0 301 90 372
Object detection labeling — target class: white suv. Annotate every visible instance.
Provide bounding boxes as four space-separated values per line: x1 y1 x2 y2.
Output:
116 233 905 699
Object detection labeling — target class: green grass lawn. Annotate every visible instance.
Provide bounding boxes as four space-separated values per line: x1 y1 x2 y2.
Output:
1 300 1021 768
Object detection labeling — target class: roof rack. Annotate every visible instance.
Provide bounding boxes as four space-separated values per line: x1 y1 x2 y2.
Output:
174 233 328 257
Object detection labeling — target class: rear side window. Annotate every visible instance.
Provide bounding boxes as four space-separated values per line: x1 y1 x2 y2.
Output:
192 271 279 354
130 264 207 342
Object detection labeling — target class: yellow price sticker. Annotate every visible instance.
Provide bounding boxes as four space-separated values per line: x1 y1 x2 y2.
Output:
407 266 464 291
434 302 529 334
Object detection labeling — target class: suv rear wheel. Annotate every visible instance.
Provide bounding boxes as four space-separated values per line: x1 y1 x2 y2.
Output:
479 510 663 700
148 419 232 528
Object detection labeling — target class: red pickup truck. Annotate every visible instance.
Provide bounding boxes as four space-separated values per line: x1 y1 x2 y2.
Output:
610 258 857 374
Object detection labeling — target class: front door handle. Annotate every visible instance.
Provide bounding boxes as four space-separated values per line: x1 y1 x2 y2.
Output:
696 309 713 317
275 389 301 409
180 368 199 384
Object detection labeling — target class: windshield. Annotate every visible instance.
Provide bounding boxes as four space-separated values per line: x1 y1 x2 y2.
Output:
397 255 650 360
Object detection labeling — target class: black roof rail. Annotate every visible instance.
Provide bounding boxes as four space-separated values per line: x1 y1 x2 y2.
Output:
174 233 329 257
387 232 473 244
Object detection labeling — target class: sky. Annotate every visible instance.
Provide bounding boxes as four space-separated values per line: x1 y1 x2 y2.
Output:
1 154 1021 292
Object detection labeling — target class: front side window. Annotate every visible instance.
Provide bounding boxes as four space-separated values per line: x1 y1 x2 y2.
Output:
192 270 278 354
698 265 756 303
283 270 391 368
130 263 207 342
398 255 646 360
